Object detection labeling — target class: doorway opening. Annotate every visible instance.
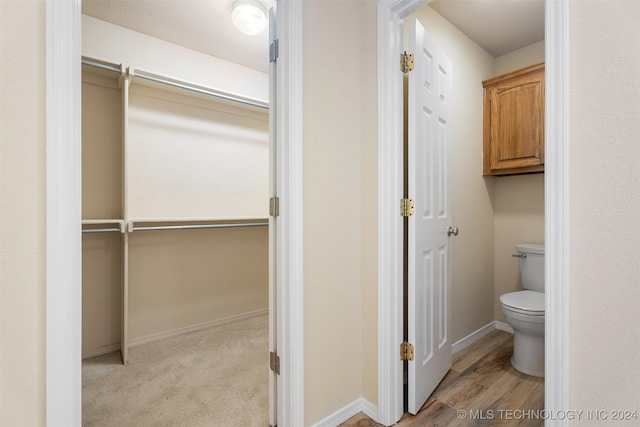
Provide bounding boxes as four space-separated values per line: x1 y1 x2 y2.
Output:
377 0 563 425
47 2 305 426
79 54 272 425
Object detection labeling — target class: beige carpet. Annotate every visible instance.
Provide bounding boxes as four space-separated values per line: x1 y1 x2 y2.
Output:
83 314 269 426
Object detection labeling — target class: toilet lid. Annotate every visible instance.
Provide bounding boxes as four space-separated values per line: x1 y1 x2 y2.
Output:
500 291 545 314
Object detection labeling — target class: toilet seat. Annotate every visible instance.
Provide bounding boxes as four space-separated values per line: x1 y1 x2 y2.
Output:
500 291 545 316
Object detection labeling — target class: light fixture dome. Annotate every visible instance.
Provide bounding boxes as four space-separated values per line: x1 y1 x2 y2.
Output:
231 0 267 36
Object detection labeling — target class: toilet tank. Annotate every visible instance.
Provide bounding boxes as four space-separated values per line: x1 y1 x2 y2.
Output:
516 243 545 293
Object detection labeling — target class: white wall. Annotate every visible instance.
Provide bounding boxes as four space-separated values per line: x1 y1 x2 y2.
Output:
569 0 640 415
126 85 269 220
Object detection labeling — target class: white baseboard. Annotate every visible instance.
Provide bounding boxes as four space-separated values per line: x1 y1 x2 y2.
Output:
310 398 378 427
82 342 121 360
128 308 269 348
452 320 514 355
494 320 514 334
311 322 515 426
82 309 270 358
361 398 379 423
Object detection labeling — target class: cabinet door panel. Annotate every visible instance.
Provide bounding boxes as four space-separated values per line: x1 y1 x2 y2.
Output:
490 81 543 170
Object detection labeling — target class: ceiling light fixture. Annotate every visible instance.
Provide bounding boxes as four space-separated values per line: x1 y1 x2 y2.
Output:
231 0 267 36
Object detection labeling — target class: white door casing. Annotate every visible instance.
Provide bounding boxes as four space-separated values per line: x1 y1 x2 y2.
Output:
407 17 453 414
378 0 569 424
45 1 305 426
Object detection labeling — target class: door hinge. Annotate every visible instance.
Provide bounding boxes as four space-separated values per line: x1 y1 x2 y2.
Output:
270 351 281 375
401 198 414 217
401 51 414 73
400 342 414 361
270 39 280 63
270 196 280 217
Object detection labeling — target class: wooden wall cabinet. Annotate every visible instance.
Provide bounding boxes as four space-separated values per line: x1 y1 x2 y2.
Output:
482 62 545 176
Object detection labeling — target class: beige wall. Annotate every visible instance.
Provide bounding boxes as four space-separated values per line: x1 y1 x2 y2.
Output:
83 15 268 103
408 6 496 343
494 40 544 75
359 2 379 408
81 69 123 357
303 0 378 423
569 0 640 415
128 227 268 343
0 0 46 424
493 175 544 321
492 42 545 322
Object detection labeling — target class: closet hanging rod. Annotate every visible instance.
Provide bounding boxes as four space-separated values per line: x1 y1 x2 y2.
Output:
130 222 268 232
131 70 269 111
80 56 268 110
81 58 122 74
82 227 122 234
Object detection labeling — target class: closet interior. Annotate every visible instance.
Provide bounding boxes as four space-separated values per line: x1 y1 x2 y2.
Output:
81 57 270 364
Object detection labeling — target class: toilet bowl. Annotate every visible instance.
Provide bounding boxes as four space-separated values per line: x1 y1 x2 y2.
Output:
500 244 545 377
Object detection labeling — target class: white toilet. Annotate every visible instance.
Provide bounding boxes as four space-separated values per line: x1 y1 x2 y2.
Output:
500 243 545 377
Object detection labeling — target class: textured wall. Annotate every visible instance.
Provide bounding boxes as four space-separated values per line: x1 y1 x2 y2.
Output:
303 0 378 423
568 0 640 415
0 0 46 424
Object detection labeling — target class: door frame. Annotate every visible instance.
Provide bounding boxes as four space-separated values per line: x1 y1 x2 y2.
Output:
376 0 570 425
45 0 305 425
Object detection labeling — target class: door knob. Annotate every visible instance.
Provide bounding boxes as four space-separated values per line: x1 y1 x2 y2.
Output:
447 226 459 237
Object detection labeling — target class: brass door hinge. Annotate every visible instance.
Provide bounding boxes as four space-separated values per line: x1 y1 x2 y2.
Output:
401 198 414 217
400 342 414 361
401 51 414 73
270 351 280 375
270 196 280 217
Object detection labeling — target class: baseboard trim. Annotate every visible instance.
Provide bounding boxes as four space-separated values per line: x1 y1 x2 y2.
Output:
82 343 121 360
310 322 516 426
361 398 379 423
310 398 378 427
82 309 270 358
452 321 514 355
129 308 269 348
494 320 514 334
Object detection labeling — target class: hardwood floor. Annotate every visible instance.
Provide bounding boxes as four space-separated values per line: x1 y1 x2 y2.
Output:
341 330 544 427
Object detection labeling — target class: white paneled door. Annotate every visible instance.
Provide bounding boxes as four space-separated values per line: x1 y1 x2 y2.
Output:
407 17 454 414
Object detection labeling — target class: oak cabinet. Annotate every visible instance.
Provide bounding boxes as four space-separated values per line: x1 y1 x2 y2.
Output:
482 62 545 176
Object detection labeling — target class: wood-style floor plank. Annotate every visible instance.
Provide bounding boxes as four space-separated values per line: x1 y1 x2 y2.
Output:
340 330 544 427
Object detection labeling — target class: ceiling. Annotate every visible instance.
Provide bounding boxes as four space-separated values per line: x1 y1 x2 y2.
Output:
430 0 545 57
82 0 545 75
82 0 274 74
